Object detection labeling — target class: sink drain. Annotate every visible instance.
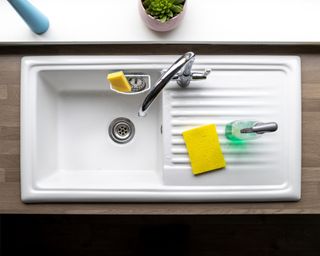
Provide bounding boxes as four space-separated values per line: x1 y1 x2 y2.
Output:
108 117 135 144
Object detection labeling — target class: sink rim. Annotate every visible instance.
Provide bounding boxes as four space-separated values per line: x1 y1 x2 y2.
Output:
21 55 301 203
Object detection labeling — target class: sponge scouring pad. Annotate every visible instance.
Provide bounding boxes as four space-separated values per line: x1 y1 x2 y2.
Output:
107 71 132 93
182 124 226 175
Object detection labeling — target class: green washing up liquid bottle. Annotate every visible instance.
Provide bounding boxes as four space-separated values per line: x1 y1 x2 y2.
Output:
225 120 278 141
225 120 259 141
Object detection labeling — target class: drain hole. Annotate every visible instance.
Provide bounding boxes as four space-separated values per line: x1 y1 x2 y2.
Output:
109 117 135 144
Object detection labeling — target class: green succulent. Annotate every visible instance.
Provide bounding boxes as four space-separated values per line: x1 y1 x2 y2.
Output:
143 0 185 23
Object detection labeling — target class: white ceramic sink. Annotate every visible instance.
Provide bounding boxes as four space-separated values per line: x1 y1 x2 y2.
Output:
21 56 301 202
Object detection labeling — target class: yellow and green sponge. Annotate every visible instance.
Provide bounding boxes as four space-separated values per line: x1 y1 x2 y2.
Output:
107 71 131 93
182 124 226 175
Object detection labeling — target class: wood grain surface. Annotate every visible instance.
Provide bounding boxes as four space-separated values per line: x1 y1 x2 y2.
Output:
0 45 319 214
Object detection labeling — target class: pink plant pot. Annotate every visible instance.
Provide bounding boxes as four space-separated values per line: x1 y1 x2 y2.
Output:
139 0 187 32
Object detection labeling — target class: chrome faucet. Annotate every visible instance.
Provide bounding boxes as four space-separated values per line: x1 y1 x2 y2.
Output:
138 52 211 117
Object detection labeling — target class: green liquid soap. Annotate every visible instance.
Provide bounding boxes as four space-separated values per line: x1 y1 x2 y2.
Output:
225 120 260 141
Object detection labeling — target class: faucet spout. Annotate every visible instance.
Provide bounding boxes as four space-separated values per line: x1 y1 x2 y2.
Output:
138 52 195 117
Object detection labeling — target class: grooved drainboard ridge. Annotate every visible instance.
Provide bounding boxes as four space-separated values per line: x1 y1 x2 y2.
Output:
162 57 293 189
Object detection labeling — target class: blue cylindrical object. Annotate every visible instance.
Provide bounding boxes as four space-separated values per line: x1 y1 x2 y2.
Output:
8 0 49 34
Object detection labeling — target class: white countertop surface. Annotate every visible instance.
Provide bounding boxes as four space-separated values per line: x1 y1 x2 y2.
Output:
1 0 320 44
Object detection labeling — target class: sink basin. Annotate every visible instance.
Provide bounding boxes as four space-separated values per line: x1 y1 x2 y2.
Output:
21 56 301 202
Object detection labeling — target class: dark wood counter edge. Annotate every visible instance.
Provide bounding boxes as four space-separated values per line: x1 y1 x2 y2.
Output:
0 44 319 214
2 44 320 55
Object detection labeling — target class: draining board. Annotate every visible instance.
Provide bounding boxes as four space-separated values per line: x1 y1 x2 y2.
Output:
162 56 301 201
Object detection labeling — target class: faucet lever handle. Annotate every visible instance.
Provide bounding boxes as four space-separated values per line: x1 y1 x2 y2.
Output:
191 68 212 80
171 68 212 81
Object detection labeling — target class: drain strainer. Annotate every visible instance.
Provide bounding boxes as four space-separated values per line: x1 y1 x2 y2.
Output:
108 117 135 144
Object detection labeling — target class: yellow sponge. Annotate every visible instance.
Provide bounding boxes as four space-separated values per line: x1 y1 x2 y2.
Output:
107 71 131 93
182 124 226 175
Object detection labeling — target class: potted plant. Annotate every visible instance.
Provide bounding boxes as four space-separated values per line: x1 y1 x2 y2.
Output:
139 0 186 32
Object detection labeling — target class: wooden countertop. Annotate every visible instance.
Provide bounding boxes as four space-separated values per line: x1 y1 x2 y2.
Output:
0 45 319 214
